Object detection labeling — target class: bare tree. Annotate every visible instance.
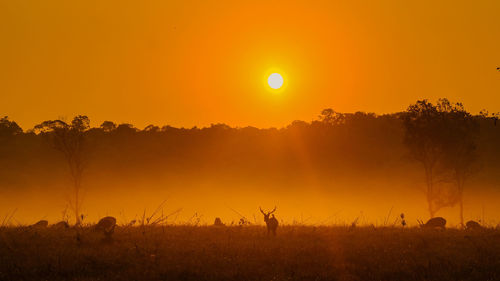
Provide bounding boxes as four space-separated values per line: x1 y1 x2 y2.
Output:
402 100 451 217
403 99 479 222
34 116 90 225
438 99 479 227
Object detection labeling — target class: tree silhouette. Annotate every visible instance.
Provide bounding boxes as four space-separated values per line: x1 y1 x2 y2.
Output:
116 123 137 134
403 99 480 220
0 101 495 223
34 116 90 225
100 121 117 132
0 116 22 139
144 124 160 133
438 99 479 226
318 109 345 125
402 100 455 217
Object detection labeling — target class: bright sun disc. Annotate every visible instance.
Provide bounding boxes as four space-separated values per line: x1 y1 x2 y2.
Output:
268 73 284 89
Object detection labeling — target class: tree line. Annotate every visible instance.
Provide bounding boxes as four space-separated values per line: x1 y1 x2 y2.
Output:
0 99 499 225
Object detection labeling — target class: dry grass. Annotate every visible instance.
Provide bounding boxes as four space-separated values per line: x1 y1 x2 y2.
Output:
0 225 499 281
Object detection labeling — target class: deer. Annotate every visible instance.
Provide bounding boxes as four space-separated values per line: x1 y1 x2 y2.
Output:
213 217 225 226
94 216 117 241
259 206 279 236
52 221 70 229
465 220 483 230
417 217 446 229
31 220 48 228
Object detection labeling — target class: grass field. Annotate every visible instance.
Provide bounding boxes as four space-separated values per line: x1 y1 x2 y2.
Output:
0 225 499 281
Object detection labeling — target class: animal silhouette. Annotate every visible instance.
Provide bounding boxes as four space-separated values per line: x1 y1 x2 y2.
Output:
53 221 70 229
417 217 446 229
213 217 225 226
31 220 48 228
465 220 483 230
259 207 279 236
95 216 116 239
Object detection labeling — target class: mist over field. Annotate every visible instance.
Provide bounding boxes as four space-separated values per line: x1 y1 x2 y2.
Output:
3 1 500 280
1 110 499 226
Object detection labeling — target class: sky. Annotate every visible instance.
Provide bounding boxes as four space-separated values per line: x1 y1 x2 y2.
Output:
1 0 500 130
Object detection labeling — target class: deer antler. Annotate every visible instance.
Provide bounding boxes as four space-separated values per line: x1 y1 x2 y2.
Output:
269 206 276 214
259 207 266 215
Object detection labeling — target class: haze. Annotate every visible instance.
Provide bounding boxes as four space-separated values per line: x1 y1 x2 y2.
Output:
1 1 500 227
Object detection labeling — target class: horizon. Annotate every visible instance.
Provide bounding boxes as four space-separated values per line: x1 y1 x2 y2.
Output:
5 100 500 131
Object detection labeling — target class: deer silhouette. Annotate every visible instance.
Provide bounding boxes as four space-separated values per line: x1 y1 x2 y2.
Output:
95 216 116 241
417 217 446 229
465 220 483 230
213 217 225 226
260 207 279 236
52 221 69 229
31 220 48 228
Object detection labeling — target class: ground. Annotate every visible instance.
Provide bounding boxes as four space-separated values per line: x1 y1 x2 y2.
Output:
0 225 499 281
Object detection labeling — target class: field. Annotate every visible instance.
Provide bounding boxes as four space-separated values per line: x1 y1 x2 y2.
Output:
0 225 499 281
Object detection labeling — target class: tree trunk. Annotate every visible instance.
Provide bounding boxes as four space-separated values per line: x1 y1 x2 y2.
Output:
459 196 464 228
427 191 435 218
457 178 464 228
425 165 435 218
75 187 80 225
73 175 81 225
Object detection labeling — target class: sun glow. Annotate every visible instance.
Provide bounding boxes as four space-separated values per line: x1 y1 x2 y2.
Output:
268 73 284 89
263 68 288 95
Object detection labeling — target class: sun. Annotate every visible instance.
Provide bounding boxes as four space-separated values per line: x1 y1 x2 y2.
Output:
268 73 284 89
263 68 288 93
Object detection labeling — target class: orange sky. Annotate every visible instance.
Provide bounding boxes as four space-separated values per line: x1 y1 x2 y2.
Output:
1 0 500 130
